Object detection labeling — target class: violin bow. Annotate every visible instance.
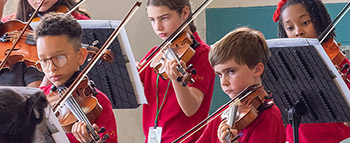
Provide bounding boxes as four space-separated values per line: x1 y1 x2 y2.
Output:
52 1 142 114
172 85 258 143
138 0 213 74
318 1 350 43
0 0 46 70
66 0 86 15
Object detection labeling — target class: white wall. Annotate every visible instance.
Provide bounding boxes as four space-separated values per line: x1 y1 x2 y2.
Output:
3 0 349 142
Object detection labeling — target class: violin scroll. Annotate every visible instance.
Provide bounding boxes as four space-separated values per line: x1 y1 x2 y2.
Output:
86 44 114 64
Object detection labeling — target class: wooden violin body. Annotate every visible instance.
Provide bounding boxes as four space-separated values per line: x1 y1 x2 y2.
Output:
222 85 271 142
322 38 346 66
322 38 350 84
32 5 69 22
0 20 38 69
150 32 196 84
48 77 103 133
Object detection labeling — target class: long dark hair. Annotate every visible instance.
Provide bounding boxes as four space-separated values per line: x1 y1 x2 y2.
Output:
147 0 197 33
0 88 48 143
277 0 335 43
16 0 90 21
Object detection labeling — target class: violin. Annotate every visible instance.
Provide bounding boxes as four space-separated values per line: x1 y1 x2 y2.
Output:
172 85 273 143
318 2 350 85
221 85 272 142
0 0 87 70
149 31 197 86
0 20 38 69
32 5 69 22
0 19 113 70
48 75 108 142
321 38 350 84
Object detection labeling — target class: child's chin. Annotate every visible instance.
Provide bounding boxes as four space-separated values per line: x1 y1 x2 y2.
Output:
52 81 64 87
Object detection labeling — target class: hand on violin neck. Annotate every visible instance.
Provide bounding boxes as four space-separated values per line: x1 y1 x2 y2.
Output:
72 121 100 143
165 59 187 81
218 119 238 143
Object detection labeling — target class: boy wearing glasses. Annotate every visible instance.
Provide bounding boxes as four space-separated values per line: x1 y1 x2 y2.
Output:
35 13 117 143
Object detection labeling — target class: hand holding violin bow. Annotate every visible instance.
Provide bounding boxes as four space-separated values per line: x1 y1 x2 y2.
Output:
218 119 239 143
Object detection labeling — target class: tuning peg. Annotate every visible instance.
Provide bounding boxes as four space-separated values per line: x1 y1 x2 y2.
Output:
191 69 197 74
182 82 187 87
177 76 183 82
98 127 106 134
341 63 349 72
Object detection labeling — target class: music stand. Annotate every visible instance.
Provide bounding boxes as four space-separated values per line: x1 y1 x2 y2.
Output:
31 20 147 109
262 38 350 143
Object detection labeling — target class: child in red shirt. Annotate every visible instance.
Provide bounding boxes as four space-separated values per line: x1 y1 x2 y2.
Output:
34 13 117 143
139 0 215 142
196 27 286 143
273 0 350 142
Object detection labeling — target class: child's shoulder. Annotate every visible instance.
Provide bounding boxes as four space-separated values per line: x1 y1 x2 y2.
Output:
93 88 112 105
257 104 283 123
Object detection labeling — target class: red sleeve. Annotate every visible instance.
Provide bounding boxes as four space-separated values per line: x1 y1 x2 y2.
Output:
188 47 215 96
138 46 158 83
93 89 118 142
196 117 221 143
70 12 90 20
240 106 286 143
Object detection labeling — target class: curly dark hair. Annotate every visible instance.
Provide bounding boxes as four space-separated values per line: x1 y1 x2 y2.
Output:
35 13 82 51
0 88 48 143
277 0 335 43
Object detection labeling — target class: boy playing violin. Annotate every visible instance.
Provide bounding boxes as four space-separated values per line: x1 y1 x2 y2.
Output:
196 27 286 143
273 0 350 142
34 13 117 143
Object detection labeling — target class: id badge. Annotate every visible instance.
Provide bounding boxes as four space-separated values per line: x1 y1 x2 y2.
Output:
148 127 162 143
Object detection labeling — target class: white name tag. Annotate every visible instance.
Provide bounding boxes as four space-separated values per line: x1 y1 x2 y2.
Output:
148 127 162 143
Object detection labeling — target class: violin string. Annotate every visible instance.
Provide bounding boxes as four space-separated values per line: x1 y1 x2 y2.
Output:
138 48 163 74
318 2 350 43
53 1 142 114
62 89 100 141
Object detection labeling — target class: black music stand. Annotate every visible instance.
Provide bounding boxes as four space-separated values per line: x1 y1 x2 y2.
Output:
262 38 350 143
79 20 147 109
31 20 147 109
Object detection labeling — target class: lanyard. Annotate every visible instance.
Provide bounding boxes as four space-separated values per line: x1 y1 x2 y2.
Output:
154 74 171 128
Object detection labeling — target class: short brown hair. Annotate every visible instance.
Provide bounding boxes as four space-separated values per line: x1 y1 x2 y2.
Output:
34 13 82 51
209 27 270 69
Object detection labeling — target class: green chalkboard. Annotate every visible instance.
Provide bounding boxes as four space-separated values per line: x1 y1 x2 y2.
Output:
205 3 350 114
